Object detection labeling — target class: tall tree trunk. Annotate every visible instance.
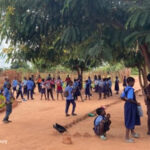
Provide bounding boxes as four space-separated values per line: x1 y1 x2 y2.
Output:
76 67 84 89
138 67 144 90
140 44 150 72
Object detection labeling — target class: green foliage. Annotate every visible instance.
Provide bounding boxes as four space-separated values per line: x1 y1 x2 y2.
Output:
131 68 139 75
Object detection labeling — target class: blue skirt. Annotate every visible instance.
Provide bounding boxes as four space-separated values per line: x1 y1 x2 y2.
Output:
124 102 141 129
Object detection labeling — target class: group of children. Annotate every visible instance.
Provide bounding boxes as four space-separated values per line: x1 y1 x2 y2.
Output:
94 74 150 143
2 73 147 143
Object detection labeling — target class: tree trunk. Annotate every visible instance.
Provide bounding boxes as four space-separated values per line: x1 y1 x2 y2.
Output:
75 67 83 89
140 44 150 72
138 67 144 90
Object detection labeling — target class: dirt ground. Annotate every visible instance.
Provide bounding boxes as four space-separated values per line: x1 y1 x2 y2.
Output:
0 79 150 150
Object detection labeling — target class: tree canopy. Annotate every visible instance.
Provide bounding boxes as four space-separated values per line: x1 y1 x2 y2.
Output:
0 0 150 88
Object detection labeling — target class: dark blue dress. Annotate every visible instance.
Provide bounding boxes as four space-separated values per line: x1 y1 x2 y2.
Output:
121 86 141 129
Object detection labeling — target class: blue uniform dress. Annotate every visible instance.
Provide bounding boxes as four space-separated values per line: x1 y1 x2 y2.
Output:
121 86 141 129
85 83 90 96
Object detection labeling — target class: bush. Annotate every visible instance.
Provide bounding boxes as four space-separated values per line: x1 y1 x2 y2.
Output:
131 68 139 75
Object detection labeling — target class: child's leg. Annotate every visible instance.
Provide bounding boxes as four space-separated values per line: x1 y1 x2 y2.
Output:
85 95 87 100
16 91 19 99
50 89 54 100
41 93 43 100
99 122 105 135
27 90 29 100
126 128 130 140
44 93 47 100
71 100 76 115
61 93 64 100
57 93 59 100
47 89 49 100
65 101 71 115
99 92 101 99
21 91 24 99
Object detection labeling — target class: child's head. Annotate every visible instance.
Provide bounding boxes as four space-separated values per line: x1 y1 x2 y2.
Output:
127 77 135 87
116 76 118 79
147 74 150 82
42 79 45 82
85 80 88 83
96 107 106 116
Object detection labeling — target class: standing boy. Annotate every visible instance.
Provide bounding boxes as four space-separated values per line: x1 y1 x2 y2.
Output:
12 77 18 95
3 83 13 123
64 80 77 117
27 77 34 100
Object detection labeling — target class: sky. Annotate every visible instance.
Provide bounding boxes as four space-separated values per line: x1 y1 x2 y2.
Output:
0 41 10 68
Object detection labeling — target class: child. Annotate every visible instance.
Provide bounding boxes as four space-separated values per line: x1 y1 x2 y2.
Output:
93 107 111 140
98 77 103 100
37 75 42 93
103 78 107 99
3 83 14 123
108 77 112 96
16 80 26 101
26 77 34 100
56 76 64 100
94 75 98 92
123 76 127 88
144 73 150 135
121 77 141 143
115 76 119 94
73 79 83 102
23 77 27 95
85 80 91 100
12 77 18 95
64 80 77 117
40 79 47 100
45 78 54 100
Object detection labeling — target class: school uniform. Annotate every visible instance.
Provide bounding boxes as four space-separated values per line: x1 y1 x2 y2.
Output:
115 79 119 92
3 88 12 121
23 79 27 95
98 80 103 98
93 115 111 135
103 81 107 98
65 85 76 115
85 82 90 96
16 83 24 99
27 80 34 100
108 79 112 96
12 80 18 91
121 86 141 129
94 80 99 92
73 81 81 100
123 78 127 87
45 80 54 100
3 81 9 89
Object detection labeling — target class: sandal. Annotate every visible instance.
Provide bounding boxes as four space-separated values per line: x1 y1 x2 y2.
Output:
132 133 140 138
126 139 134 143
100 135 107 140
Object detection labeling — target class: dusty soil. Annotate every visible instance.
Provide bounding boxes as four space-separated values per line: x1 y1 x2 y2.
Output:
0 79 150 150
